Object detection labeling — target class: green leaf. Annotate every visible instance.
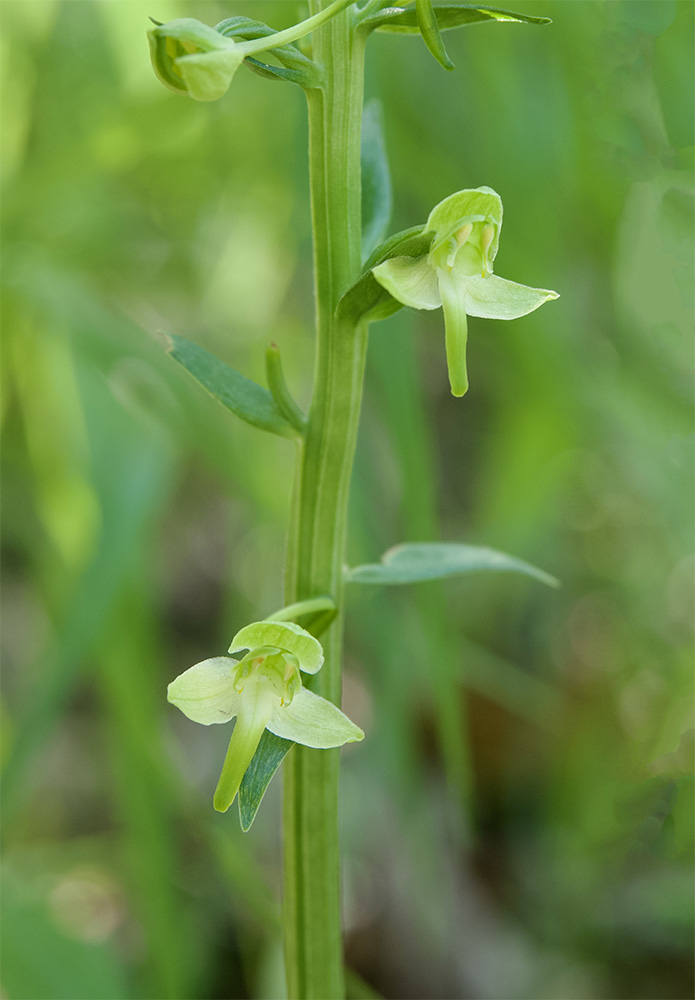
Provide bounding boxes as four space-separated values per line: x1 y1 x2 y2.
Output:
416 0 455 69
361 100 393 260
361 3 551 34
164 333 297 439
239 728 293 831
345 542 559 587
243 56 315 87
337 226 433 323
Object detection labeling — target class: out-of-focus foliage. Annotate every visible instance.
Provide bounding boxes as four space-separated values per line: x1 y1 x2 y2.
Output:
1 1 692 998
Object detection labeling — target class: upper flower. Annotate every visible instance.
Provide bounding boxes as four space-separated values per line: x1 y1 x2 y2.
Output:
148 2 356 103
148 19 244 102
372 187 559 396
168 620 364 814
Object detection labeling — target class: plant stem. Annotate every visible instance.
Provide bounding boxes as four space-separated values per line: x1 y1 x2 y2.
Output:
236 0 356 57
282 4 366 997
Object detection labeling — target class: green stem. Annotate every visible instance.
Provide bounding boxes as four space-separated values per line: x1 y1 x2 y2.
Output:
283 5 366 998
237 0 356 56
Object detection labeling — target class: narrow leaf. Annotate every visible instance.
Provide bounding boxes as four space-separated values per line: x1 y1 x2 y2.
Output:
238 729 293 831
361 100 393 260
243 56 315 88
361 3 551 34
416 0 455 69
267 595 338 638
164 333 297 438
345 542 559 587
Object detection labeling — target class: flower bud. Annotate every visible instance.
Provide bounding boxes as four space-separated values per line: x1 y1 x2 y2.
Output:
148 18 243 102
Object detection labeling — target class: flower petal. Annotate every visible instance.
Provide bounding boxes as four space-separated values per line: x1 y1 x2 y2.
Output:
266 688 364 748
176 49 243 102
463 274 559 320
148 18 239 99
167 656 241 725
438 271 469 397
371 256 441 310
229 620 323 674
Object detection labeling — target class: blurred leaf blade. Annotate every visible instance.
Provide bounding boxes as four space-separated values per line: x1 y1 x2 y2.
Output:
346 542 559 586
361 99 393 259
0 870 130 1000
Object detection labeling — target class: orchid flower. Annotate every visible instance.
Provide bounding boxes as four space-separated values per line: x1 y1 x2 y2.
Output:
167 620 364 813
148 1 355 102
372 187 559 396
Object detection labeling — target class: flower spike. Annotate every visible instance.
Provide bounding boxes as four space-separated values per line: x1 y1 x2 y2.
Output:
148 0 356 102
372 187 559 396
167 620 364 817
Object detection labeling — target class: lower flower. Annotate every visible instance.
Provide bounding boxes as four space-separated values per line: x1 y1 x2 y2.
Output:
167 620 364 812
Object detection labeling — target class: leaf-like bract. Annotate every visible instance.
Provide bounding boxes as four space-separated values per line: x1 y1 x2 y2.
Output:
337 227 433 322
239 729 293 831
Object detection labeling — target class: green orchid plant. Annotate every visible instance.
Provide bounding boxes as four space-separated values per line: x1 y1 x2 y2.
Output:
372 186 559 396
148 2 558 995
168 620 363 813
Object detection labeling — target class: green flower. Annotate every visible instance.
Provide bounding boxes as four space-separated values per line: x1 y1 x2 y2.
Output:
148 18 244 101
372 187 559 396
148 2 356 103
167 620 364 812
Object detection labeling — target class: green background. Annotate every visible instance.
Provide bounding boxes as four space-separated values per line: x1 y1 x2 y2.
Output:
1 1 693 997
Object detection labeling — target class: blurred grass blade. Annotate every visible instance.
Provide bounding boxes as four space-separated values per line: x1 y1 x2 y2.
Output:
239 729 293 831
1 356 174 826
416 0 455 69
345 967 384 999
346 542 559 586
361 99 393 260
364 321 474 817
459 638 564 730
165 333 298 439
362 3 551 33
0 871 129 1000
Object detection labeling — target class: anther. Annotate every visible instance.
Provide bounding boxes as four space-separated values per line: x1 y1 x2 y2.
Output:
455 223 473 246
480 224 495 276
